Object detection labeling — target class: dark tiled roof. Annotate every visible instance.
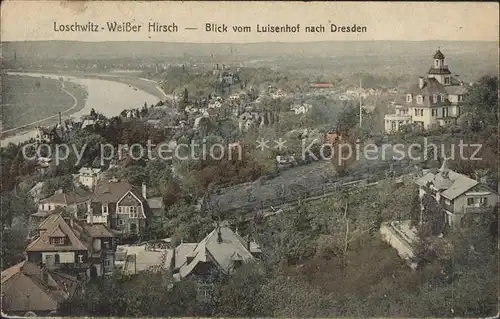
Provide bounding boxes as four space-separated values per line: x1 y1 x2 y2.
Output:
40 188 91 205
428 67 451 75
92 180 145 204
175 226 258 278
1 261 79 313
83 223 114 238
445 85 468 95
48 226 66 238
407 78 448 96
27 215 88 252
30 214 114 252
433 49 445 59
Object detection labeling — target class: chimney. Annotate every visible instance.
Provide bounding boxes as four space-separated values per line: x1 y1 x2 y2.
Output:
418 77 425 89
460 81 464 87
142 183 147 199
246 238 251 252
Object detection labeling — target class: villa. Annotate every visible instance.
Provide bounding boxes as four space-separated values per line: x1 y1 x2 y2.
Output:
384 49 469 133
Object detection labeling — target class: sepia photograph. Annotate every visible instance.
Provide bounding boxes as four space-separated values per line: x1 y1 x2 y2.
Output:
1 1 499 318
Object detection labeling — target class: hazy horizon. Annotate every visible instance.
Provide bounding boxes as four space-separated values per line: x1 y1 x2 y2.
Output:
2 2 498 42
2 40 498 44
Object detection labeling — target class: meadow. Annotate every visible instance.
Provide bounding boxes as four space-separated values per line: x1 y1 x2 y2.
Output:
1 75 87 131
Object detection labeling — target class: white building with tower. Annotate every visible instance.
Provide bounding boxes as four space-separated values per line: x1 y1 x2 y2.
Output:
384 49 469 133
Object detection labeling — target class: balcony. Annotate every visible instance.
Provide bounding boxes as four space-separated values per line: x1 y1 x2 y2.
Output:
86 215 107 224
463 205 490 214
384 113 412 121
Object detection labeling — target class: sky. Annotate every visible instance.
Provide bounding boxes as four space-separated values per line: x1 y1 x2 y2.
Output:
1 1 499 43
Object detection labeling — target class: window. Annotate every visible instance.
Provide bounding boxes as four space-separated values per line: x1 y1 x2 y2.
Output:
50 237 65 245
105 258 111 266
103 240 110 249
433 94 438 103
431 109 437 117
416 95 423 104
435 59 440 67
458 95 463 102
419 109 424 116
78 255 84 263
406 94 412 103
233 260 243 269
467 197 474 206
443 107 449 118
480 197 488 206
129 206 138 218
444 77 450 84
118 219 125 225
414 108 418 116
197 284 212 303
102 204 108 214
54 254 60 264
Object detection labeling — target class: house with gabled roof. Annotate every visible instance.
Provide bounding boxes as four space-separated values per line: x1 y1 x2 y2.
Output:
1 260 80 317
170 224 261 302
385 49 469 133
38 188 91 218
415 159 498 229
78 167 102 190
88 178 151 235
25 213 115 278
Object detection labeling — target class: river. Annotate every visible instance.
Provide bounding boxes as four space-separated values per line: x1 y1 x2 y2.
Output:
1 72 160 146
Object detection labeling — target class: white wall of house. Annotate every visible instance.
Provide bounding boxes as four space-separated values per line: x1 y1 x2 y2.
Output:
39 203 66 211
42 252 75 264
79 175 97 189
452 192 497 213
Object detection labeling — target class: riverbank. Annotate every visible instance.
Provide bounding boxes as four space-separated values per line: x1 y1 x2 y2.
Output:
4 69 168 100
1 75 88 141
1 72 159 146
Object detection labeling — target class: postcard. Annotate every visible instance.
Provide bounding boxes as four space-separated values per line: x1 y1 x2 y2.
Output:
1 1 499 318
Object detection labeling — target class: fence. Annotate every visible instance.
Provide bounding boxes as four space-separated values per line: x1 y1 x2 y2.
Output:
206 163 415 217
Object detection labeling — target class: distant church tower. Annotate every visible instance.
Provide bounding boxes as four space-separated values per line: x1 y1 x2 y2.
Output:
427 48 452 86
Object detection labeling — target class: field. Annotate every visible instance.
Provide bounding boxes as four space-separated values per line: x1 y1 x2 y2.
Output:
1 75 87 132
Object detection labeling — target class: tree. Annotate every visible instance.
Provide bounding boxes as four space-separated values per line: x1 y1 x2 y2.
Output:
59 270 199 317
183 88 189 104
0 228 28 270
212 264 267 317
40 175 74 199
462 76 498 126
419 192 445 237
336 101 359 135
1 190 37 228
90 108 97 119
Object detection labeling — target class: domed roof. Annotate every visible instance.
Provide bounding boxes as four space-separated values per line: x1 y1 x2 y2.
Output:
433 49 445 59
